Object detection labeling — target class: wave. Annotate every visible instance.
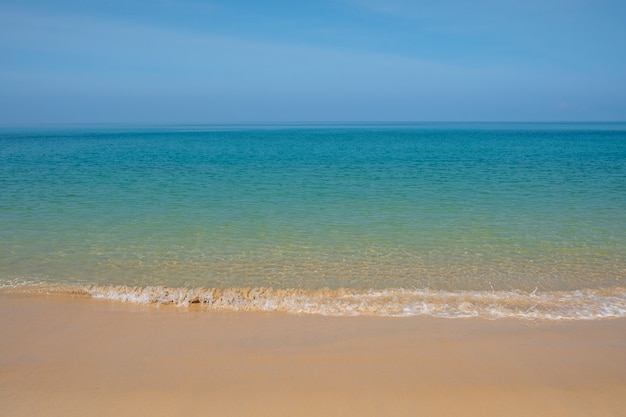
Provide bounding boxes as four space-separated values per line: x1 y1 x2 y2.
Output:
2 281 626 320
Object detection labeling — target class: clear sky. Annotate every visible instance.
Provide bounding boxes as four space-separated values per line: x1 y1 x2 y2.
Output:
1 0 625 123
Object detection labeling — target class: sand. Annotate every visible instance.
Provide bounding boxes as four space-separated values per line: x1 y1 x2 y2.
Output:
1 293 625 417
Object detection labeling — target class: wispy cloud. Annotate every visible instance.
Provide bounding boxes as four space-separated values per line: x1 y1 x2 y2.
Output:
0 5 498 94
1 3 624 122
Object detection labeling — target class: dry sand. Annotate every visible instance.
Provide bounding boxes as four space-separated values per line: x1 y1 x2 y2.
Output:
1 293 625 417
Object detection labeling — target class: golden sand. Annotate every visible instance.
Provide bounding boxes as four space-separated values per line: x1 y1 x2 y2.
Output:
1 293 625 417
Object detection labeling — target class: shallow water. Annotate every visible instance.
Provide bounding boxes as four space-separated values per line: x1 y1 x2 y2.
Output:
1 123 625 318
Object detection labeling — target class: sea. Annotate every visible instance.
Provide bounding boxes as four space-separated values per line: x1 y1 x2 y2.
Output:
1 122 625 319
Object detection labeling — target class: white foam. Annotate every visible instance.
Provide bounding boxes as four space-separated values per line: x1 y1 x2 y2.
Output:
81 285 626 320
3 281 625 320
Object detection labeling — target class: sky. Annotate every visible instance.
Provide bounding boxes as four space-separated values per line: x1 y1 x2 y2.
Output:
1 0 625 123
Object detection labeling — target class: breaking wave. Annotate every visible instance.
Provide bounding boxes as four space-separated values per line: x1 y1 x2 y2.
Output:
2 281 626 320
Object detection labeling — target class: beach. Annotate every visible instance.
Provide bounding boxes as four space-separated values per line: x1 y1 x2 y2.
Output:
2 0 625 410
2 293 625 417
2 124 626 415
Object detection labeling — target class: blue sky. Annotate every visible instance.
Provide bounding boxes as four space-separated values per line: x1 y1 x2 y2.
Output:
1 0 625 123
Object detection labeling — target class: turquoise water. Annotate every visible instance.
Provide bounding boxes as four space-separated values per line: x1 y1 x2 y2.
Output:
1 123 625 318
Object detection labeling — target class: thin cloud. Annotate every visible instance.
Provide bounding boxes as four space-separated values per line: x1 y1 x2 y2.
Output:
1 3 624 122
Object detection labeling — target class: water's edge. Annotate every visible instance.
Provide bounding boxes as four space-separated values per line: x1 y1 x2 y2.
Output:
2 282 625 320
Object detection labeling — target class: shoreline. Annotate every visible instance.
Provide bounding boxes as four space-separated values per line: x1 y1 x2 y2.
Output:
2 293 626 416
2 283 626 320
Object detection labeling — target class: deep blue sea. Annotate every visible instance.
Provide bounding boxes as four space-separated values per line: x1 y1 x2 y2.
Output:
1 123 625 318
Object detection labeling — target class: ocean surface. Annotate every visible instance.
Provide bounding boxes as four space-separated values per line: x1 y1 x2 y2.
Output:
1 122 625 319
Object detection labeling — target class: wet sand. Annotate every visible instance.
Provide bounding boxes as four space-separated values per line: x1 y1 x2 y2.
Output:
1 293 625 417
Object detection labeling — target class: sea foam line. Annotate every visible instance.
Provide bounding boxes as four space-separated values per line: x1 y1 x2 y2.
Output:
82 285 626 320
2 282 625 320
